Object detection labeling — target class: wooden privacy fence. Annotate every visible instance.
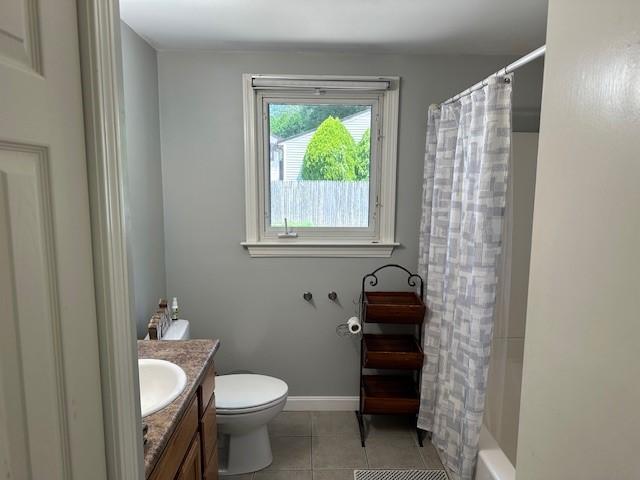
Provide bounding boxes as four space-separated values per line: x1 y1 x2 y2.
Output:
270 180 369 227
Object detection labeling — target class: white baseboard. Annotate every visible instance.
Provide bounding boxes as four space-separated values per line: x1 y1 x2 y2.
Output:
284 396 359 411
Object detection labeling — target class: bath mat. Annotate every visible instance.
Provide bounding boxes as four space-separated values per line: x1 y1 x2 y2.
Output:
354 470 448 480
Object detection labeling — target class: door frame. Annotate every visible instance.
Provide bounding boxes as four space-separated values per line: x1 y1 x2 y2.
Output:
77 0 144 478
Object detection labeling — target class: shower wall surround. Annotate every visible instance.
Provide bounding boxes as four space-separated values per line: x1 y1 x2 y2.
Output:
484 132 538 466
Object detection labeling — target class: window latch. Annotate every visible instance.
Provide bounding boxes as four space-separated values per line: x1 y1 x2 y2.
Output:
278 218 298 238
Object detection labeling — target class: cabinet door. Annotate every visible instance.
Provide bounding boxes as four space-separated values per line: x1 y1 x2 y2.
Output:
201 394 217 469
204 447 218 480
199 363 216 416
176 436 201 480
149 397 199 480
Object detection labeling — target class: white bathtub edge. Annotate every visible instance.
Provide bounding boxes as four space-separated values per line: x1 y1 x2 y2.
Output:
475 426 516 480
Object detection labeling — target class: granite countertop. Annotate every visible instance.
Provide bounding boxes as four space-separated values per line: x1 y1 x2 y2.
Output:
138 339 220 477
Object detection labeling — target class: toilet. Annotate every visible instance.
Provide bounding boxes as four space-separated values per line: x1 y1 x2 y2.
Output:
150 318 288 475
216 374 288 475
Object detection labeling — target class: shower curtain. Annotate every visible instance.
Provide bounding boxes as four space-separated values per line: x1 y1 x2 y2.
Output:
417 75 513 480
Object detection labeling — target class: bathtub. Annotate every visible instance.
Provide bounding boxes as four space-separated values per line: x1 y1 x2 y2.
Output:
474 426 516 480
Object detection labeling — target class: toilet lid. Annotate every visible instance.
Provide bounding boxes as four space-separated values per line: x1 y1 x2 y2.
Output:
215 374 288 410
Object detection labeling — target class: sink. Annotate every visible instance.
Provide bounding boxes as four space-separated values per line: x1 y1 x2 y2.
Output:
138 359 187 418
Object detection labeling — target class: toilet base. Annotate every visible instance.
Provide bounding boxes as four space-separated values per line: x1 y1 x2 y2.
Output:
218 425 272 475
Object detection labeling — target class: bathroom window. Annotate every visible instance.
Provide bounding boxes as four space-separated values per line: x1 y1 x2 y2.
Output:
242 75 400 257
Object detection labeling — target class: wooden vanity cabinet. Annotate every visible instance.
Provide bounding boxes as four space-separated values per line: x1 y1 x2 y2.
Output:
148 362 218 480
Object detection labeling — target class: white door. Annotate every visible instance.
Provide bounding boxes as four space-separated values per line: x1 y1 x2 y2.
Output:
0 1 107 479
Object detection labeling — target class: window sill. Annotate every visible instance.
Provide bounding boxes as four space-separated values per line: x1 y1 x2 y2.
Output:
240 241 399 258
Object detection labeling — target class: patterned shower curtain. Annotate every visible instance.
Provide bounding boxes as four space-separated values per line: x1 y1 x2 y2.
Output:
417 76 513 480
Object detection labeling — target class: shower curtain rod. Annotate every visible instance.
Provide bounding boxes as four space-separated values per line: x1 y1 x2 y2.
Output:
441 45 546 105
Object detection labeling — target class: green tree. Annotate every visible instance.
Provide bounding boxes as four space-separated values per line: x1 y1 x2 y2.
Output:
269 105 306 139
300 117 357 180
270 104 368 139
300 119 371 181
353 128 371 180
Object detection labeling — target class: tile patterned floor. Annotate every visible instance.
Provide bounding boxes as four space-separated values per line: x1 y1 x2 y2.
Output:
221 411 446 480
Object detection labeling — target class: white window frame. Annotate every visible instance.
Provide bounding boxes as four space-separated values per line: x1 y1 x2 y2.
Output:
241 74 400 257
260 93 381 241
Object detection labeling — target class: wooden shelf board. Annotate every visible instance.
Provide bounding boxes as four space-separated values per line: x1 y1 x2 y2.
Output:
363 291 426 324
363 334 424 369
361 375 419 414
364 291 423 306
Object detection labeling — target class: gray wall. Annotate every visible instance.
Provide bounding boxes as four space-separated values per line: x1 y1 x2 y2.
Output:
121 22 166 338
157 50 543 395
516 0 640 478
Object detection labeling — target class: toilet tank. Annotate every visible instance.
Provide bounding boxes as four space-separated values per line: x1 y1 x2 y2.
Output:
144 319 191 340
162 319 190 340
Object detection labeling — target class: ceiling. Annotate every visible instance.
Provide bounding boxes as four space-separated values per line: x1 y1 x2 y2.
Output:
119 0 548 54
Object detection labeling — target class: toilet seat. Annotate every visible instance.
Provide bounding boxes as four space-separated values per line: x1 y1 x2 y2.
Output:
215 374 288 414
217 395 287 415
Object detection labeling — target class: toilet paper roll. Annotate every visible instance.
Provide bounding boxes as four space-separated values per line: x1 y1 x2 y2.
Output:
347 316 361 334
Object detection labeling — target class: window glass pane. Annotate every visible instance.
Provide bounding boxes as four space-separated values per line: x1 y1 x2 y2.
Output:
268 103 372 228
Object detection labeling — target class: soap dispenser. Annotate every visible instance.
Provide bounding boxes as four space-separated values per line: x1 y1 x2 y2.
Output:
171 297 179 321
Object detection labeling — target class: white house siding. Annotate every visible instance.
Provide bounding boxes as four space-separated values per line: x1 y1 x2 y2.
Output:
341 109 372 144
269 134 283 180
281 130 314 181
279 109 371 181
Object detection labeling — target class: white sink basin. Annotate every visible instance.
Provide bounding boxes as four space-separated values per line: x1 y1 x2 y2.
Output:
138 359 187 418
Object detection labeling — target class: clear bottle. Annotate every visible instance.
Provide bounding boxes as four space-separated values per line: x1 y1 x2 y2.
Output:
171 297 179 321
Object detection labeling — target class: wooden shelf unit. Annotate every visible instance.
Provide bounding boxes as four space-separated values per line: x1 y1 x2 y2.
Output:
356 264 427 447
